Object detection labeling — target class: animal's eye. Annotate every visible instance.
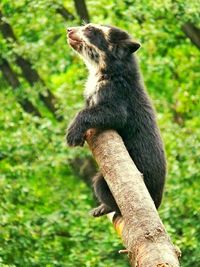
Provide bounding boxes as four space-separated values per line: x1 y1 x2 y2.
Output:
86 26 93 32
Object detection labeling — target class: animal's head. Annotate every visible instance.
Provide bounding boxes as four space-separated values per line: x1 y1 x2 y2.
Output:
67 23 140 71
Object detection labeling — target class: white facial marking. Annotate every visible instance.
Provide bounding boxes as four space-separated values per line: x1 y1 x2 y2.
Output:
71 24 108 103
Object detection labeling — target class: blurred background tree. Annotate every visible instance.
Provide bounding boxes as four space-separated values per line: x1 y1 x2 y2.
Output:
0 0 199 266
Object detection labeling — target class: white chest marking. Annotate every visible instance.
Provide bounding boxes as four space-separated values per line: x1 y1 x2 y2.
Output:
82 54 100 105
84 72 98 100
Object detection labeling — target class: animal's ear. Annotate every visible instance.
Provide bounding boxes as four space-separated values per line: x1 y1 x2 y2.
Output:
126 41 140 53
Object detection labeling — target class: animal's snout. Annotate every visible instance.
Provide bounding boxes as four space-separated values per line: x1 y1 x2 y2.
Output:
67 27 79 35
67 28 75 38
67 28 73 33
67 26 82 46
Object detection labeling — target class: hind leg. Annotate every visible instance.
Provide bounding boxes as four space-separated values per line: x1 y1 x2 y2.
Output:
91 172 120 217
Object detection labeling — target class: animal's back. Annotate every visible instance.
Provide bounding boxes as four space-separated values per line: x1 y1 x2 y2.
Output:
118 76 166 208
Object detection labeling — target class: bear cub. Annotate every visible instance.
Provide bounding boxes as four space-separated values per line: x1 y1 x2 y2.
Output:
66 23 166 217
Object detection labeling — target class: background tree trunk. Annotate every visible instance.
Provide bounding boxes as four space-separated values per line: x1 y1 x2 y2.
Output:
86 129 180 267
73 0 90 23
0 58 19 88
0 58 41 116
0 10 62 119
15 56 60 117
182 22 200 50
56 5 75 20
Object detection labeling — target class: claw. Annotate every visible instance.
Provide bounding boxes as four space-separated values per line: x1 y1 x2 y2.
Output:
90 204 113 217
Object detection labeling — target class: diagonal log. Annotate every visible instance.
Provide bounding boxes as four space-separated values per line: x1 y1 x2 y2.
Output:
86 129 180 267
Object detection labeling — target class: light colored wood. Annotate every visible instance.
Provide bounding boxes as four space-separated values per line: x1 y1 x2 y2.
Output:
86 129 180 267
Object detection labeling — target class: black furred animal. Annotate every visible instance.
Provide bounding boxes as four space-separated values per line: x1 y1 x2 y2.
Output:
66 24 166 217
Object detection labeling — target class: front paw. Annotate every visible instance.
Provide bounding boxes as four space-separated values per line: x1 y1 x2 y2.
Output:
66 125 85 147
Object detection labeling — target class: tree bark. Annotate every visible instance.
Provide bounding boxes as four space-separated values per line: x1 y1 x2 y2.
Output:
0 10 62 119
86 129 180 267
182 22 200 50
73 0 90 23
0 58 41 116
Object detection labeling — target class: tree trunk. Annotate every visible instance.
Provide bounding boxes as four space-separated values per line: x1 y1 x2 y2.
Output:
0 10 62 120
0 58 20 88
15 56 61 118
0 58 41 116
182 22 200 50
0 10 17 41
56 6 75 20
73 0 90 23
69 155 96 187
86 129 181 267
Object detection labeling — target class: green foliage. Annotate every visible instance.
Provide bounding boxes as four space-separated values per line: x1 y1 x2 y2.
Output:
0 0 200 266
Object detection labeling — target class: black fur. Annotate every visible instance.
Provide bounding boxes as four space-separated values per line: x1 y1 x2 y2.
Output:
66 24 166 216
